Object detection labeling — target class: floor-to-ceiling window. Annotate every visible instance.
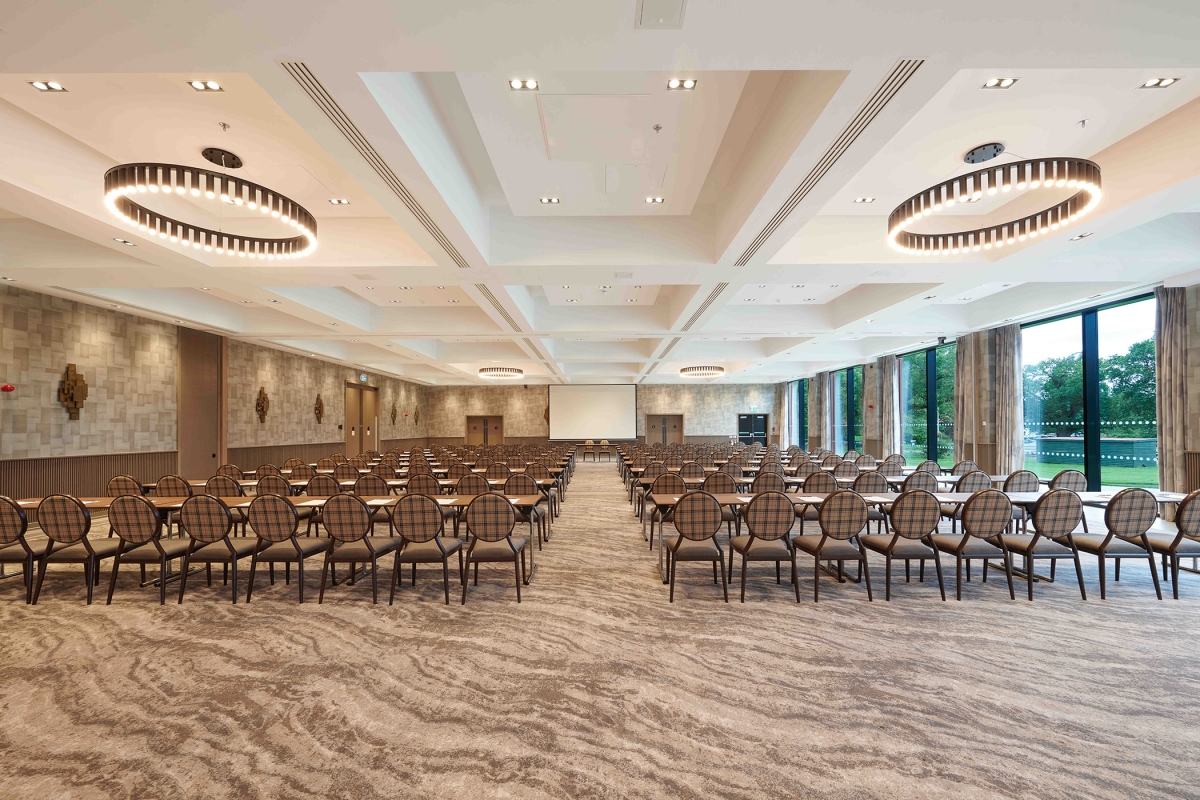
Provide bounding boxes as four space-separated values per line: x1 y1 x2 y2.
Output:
792 379 807 448
898 343 956 464
851 365 864 452
1021 294 1156 490
935 343 957 468
832 370 848 453
899 351 927 463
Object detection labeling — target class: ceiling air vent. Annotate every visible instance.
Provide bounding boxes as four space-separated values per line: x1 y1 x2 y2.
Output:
635 0 686 29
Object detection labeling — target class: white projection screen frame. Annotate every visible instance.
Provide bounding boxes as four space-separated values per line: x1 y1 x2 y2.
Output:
548 385 637 441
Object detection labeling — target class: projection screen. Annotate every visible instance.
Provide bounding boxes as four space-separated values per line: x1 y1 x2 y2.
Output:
548 384 637 440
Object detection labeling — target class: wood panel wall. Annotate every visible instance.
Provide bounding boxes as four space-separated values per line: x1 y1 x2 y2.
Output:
380 438 429 452
0 451 179 499
226 442 344 471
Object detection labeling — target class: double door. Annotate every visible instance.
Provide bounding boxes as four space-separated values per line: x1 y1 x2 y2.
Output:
345 384 378 457
466 416 503 445
738 414 768 446
647 414 684 445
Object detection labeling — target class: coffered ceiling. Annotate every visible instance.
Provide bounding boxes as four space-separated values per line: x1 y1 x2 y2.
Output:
1 0 1199 384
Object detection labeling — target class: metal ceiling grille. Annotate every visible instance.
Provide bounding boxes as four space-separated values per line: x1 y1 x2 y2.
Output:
681 283 729 331
475 284 522 332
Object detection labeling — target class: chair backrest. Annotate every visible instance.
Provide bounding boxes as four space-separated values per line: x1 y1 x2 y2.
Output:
216 463 243 479
758 462 785 476
702 471 737 494
255 464 282 479
349 456 370 469
321 494 371 543
258 474 293 497
956 470 993 493
878 461 905 477
37 495 91 545
650 473 687 497
1103 488 1159 540
504 473 539 496
883 453 906 466
631 456 651 470
445 463 470 481
643 462 667 480
290 464 317 481
332 453 348 464
408 462 434 476
902 471 939 492
354 474 389 497
719 462 744 480
852 471 888 494
793 460 820 479
108 494 162 545
155 475 193 498
506 456 526 469
821 454 843 467
485 463 512 480
1003 470 1040 493
751 472 786 494
392 494 444 543
474 457 494 470
465 493 516 542
284 458 305 469
1175 490 1200 540
305 474 340 497
205 475 244 497
672 491 723 541
855 454 877 468
695 455 715 468
0 496 28 547
843 450 861 460
107 475 143 497
915 460 941 474
406 473 441 497
818 490 868 540
833 461 860 478
1049 469 1088 492
743 491 795 541
316 457 336 470
961 489 1013 540
333 463 360 482
804 471 837 494
456 473 491 496
179 495 233 544
951 460 980 476
1031 489 1083 539
679 462 706 479
371 463 396 479
247 494 299 543
889 490 942 539
663 455 684 469
525 463 552 480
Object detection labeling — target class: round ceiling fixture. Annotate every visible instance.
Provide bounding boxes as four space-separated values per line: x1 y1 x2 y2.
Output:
103 162 317 259
887 157 1101 255
479 367 523 380
680 366 724 379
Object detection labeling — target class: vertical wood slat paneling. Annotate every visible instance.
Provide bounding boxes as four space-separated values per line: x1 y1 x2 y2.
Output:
380 438 429 452
0 451 179 500
226 442 345 471
1185 451 1200 493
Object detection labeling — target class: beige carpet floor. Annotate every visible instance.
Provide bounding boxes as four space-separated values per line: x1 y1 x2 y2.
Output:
2 461 1198 799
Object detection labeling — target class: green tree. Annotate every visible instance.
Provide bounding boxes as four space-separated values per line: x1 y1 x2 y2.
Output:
1023 353 1084 436
1100 338 1156 437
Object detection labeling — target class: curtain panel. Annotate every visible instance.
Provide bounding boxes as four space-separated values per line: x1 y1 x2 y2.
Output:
808 372 829 450
876 354 900 458
993 323 1025 474
1155 286 1188 493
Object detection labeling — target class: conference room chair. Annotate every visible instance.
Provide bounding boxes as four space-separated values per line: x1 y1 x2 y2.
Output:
796 471 837 531
718 462 744 483
505 473 549 547
506 456 526 469
679 461 705 480
104 474 145 536
878 460 905 478
1003 470 1042 532
474 457 494 470
525 462 560 517
931 489 1016 600
245 494 327 604
333 463 360 484
860 489 945 601
882 453 906 466
950 460 980 476
32 495 119 605
902 471 939 493
664 455 684 470
853 471 890 534
729 491 798 602
349 456 370 469
105 493 189 605
408 461 434 477
0 496 43 603
701 471 742 537
216 463 243 479
792 490 873 602
915 460 941 475
1071 487 1163 600
390 494 463 605
284 458 305 470
353 474 394 533
941 470 992 532
316 493 399 605
751 471 786 494
255 464 282 479
636 462 668 518
1049 469 1090 531
996 488 1088 601
485 463 512 483
821 454 842 468
204 474 248 535
665 491 727 603
177 495 256 603
833 461 860 480
454 473 491 536
316 457 337 470
290 464 316 482
646 472 687 549
461 493 526 604
855 454 877 469
332 453 348 464
843 450 861 460
153 474 192 536
792 460 820 482
1142 489 1200 599
371 463 397 480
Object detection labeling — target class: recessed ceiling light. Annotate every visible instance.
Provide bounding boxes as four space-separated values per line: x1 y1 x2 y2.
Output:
0 277 15 282
853 197 875 204
865 319 874 323
803 298 815 301
188 80 223 92
539 197 560 204
266 298 280 303
364 286 374 290
645 197 664 204
240 300 252 304
200 287 209 291
29 81 67 92
172 319 182 323
743 298 753 301
350 339 359 342
329 198 350 205
389 299 401 303
601 285 612 289
567 299 579 303
562 285 570 289
1142 78 1180 88
626 298 637 302
108 303 121 308
923 295 937 300
509 79 538 91
329 322 338 326
113 238 136 246
1070 232 1094 241
447 299 460 303
437 285 445 289
791 285 803 288
982 77 1018 89
398 286 412 290
667 79 697 90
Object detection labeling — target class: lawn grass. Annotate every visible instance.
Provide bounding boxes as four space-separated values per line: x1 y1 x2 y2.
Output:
1023 458 1159 489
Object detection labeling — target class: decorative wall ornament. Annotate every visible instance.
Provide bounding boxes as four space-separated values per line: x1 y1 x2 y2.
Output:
0 384 15 393
414 407 420 425
390 403 397 425
57 364 88 420
314 393 324 423
256 386 270 423
544 406 550 423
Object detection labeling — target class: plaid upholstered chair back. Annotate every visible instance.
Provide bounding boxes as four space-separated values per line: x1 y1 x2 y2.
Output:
1103 488 1158 540
889 490 941 539
316 458 337 470
818 491 868 540
902 471 939 493
109 494 162 545
804 471 837 494
1003 470 1040 493
663 455 684 470
525 463 552 480
631 456 651 470
257 475 293 497
1049 469 1087 492
349 456 370 469
821 454 843 468
291 464 317 481
321 494 371 543
854 454 877 469
915 460 941 474
37 495 91 544
333 463 360 482
354 474 389 497
793 460 820 479
833 461 859 479
393 494 444 542
284 458 305 469
107 475 142 497
852 471 888 494
878 460 905 477
305 474 340 497
216 463 243 479
843 450 861 460
155 475 193 498
1032 489 1083 538
456 473 490 496
643 462 667 481
330 453 347 463
504 474 539 496
465 493 516 542
506 456 526 469
446 463 471 481
651 473 687 497
485 463 512 481
408 462 434 476
702 472 737 494
0 496 28 546
672 491 723 541
759 462 785 476
951 460 979 476
751 471 786 494
882 453 905 466
728 455 746 467
695 455 715 468
719 462 744 480
179 495 233 544
957 470 993 494
1176 491 1200 539
407 473 441 497
248 494 299 543
961 489 1013 540
205 475 244 497
680 462 706 480
743 491 795 540
474 457 494 470
255 464 282 479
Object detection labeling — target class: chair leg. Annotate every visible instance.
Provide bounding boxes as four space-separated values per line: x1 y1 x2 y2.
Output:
931 549 946 601
389 554 402 605
860 549 872 601
1098 555 1106 599
720 552 728 603
297 560 305 604
669 552 676 602
85 558 94 605
246 555 259 602
1001 552 1015 600
740 555 747 602
1115 558 1121 582
318 554 331 603
792 553 801 603
1171 554 1180 600
106 554 122 605
1072 551 1086 600
884 555 892 601
1145 547 1163 600
812 555 820 602
442 557 451 605
1027 555 1035 600
955 554 962 600
514 555 521 603
231 558 239 604
370 556 379 604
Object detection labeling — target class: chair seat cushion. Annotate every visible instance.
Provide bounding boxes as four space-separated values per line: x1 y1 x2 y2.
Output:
721 508 738 522
859 534 934 558
940 504 963 518
792 536 862 559
999 535 1074 556
664 535 722 561
254 537 329 561
930 534 1004 557
116 537 193 562
46 537 123 562
188 537 258 561
796 506 820 520
469 537 527 561
396 537 463 563
866 508 886 521
1144 531 1200 555
1072 534 1151 556
730 536 790 559
330 537 401 560
0 540 48 560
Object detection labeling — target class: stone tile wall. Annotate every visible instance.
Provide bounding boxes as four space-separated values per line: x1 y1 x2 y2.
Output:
423 385 550 439
636 384 779 437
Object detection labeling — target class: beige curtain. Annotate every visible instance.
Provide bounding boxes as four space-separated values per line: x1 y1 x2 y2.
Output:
809 372 829 450
776 382 790 446
953 335 972 466
876 354 900 457
993 324 1025 473
1156 286 1188 493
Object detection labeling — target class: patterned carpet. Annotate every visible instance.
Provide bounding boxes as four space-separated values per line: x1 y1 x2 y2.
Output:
2 462 1198 799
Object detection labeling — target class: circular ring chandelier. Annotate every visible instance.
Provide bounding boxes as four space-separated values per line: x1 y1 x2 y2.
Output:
680 366 724 378
888 157 1101 255
103 163 317 259
479 367 523 380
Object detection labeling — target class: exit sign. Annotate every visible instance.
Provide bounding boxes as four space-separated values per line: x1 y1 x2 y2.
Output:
359 373 368 383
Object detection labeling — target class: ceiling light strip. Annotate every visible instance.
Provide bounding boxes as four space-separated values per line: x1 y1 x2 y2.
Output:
680 283 729 331
279 61 473 269
734 59 924 267
474 284 523 332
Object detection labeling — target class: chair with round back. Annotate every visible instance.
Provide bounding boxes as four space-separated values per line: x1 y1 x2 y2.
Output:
332 453 348 464
255 464 282 480
702 471 737 495
506 456 526 469
390 493 464 605
246 494 327 603
821 454 843 468
696 454 715 468
636 462 668 517
33 495 118 605
902 471 939 493
525 462 560 517
456 473 491 497
284 458 305 470
883 453 906 466
484 463 512 483
353 474 394 533
664 455 684 470
290 464 317 482
371 463 397 480
792 460 821 481
931 488 1015 600
407 473 442 498
333 462 361 485
1003 469 1042 532
665 491 727 603
316 457 337 470
878 460 906 478
1049 469 1090 532
843 450 861 461
205 474 248 536
793 490 873 602
680 461 706 481
317 493 399 604
860 489 945 601
752 471 786 494
719 462 744 481
855 454 877 469
1142 490 1200 599
408 461 434 477
950 460 980 476
833 461 859 480
0 496 42 603
731 491 797 602
349 456 370 470
505 473 549 548
462 493 526 603
301 474 339 535
853 471 891 534
1071 487 1162 600
998 489 1087 601
107 475 143 498
216 463 243 479
258 474 294 497
447 463 472 482
178 495 257 603
647 472 688 550
474 457 494 471
941 470 993 532
915 460 941 475
106 494 190 605
152 474 192 536
758 462 785 477
802 470 837 495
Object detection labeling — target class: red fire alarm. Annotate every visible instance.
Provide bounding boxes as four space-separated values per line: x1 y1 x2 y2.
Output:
0 384 14 393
